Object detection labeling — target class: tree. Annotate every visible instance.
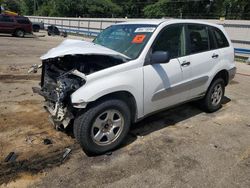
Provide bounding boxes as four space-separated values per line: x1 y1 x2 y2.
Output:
1 0 249 20
19 0 34 15
143 0 250 19
86 0 122 17
0 0 21 13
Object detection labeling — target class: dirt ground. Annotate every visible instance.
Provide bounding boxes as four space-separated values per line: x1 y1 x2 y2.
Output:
0 32 249 188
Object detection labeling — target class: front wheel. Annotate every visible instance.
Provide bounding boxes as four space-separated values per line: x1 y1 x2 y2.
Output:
74 99 131 155
201 78 225 112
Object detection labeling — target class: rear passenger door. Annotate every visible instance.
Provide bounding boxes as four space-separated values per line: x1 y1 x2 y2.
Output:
210 26 232 68
182 24 222 100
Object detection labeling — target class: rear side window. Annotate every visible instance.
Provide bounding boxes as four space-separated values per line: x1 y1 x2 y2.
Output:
211 27 229 48
187 24 209 54
0 15 14 22
16 17 30 24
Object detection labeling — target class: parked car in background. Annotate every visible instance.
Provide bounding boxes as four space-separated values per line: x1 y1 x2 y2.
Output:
32 21 44 32
0 14 32 37
47 25 67 37
33 19 236 155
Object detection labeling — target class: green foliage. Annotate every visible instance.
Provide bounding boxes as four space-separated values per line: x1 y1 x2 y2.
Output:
0 0 249 19
19 0 34 15
143 0 171 18
86 0 122 17
143 0 250 19
0 0 21 13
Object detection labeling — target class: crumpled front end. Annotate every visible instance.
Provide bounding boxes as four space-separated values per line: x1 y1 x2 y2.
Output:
33 52 126 129
33 57 86 129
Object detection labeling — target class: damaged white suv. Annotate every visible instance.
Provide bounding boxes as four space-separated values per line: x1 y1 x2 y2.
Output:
33 20 236 155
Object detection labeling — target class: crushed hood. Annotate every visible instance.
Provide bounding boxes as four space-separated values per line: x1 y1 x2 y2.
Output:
40 39 130 60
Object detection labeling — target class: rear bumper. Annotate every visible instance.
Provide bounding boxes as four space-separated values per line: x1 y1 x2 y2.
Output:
228 67 237 82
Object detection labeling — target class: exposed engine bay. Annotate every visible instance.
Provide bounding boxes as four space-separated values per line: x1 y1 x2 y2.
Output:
32 54 125 129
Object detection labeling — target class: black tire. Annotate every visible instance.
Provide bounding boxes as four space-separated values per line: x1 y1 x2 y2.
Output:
15 29 25 37
33 25 40 32
74 99 131 155
201 78 225 113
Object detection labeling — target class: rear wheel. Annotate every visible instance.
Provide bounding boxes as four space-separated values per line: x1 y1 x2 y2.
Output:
15 29 25 37
201 78 225 112
74 99 131 155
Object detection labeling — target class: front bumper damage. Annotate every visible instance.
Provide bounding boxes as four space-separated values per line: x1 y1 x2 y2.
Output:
44 100 73 129
32 87 74 130
31 39 128 129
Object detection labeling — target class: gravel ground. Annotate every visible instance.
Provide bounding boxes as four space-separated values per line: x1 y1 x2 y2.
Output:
0 32 249 188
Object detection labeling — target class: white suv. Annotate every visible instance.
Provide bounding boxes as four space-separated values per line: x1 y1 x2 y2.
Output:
33 19 236 155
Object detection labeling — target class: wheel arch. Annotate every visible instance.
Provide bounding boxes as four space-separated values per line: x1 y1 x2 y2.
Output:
15 28 25 32
85 91 138 123
14 28 25 36
211 69 229 86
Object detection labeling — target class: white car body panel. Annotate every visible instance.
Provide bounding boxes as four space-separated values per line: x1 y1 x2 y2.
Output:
71 59 144 118
40 39 130 60
143 59 184 115
40 19 236 122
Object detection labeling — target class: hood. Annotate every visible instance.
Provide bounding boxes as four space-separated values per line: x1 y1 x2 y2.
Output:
40 39 130 60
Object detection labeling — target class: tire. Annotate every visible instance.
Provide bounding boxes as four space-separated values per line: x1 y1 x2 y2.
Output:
74 99 131 155
15 29 25 37
33 25 40 32
201 78 225 113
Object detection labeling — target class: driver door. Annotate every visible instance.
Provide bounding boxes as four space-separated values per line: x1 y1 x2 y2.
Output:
143 24 189 116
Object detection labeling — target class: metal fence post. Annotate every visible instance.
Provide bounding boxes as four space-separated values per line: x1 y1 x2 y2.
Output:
69 19 71 33
88 20 90 37
78 19 80 34
100 21 103 32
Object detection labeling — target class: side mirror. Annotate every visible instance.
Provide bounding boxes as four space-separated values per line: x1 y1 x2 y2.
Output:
150 51 170 65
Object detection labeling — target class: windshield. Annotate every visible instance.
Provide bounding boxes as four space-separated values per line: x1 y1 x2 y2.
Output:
93 24 156 59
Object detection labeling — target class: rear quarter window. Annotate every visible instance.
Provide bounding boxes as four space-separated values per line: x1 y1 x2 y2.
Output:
212 27 229 48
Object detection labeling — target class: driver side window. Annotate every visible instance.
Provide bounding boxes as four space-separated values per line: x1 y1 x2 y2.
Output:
152 25 186 59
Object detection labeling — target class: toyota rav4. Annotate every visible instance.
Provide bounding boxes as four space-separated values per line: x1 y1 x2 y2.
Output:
33 20 236 155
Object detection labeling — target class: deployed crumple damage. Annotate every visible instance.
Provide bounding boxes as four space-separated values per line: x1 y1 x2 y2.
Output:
40 39 130 60
33 39 129 129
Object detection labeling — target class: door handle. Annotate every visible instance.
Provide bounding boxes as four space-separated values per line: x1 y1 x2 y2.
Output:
212 54 219 59
181 61 191 67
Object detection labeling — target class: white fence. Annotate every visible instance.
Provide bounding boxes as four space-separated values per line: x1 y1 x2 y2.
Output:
28 16 250 56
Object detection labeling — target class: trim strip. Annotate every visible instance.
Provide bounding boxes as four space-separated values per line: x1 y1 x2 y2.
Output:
152 76 209 101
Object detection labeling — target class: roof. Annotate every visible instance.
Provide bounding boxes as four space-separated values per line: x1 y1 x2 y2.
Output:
116 19 166 26
116 19 220 28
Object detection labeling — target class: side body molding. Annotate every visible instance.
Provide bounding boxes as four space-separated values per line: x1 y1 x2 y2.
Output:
152 76 209 101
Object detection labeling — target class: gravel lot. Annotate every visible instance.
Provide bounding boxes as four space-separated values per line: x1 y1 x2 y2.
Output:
0 32 249 188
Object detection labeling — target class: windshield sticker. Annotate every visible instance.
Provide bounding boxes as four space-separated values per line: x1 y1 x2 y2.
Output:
135 27 155 33
132 34 146 44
